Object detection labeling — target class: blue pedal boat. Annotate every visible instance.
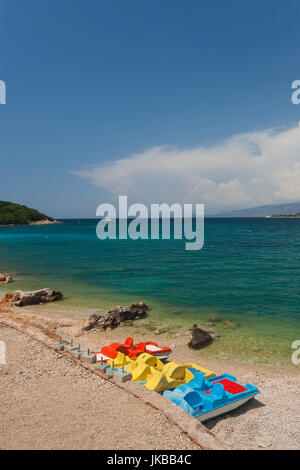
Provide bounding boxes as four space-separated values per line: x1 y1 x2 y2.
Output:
163 371 259 422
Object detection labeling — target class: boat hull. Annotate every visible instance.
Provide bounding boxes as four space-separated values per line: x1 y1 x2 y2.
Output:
197 396 255 422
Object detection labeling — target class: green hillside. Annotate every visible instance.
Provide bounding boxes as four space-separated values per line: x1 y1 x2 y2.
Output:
0 201 55 225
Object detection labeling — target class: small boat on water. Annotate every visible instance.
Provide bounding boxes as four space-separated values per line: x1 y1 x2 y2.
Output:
163 372 259 422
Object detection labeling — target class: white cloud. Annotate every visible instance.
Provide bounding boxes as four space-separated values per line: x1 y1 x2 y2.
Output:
73 123 300 213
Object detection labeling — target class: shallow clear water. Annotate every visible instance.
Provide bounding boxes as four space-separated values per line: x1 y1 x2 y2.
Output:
0 218 299 366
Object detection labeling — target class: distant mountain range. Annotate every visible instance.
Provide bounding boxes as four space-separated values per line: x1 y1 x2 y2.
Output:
213 201 300 218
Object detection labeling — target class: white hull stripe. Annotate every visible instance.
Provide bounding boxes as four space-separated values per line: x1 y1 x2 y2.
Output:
197 396 255 422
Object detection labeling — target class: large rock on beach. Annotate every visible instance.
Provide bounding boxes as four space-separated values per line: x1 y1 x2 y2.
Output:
0 288 63 307
188 324 213 349
83 302 149 332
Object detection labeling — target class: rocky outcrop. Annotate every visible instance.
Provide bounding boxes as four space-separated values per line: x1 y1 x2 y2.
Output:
188 324 213 349
0 274 13 284
28 219 61 225
130 302 149 315
0 288 63 307
83 303 149 332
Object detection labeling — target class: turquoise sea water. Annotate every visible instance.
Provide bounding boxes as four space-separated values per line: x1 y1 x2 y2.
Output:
0 218 300 366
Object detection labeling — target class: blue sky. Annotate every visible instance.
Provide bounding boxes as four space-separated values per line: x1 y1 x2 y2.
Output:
1 0 300 216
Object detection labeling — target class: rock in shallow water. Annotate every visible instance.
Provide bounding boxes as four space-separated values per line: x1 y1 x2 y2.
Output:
209 317 222 323
83 302 149 332
223 320 240 329
188 324 213 349
0 274 13 284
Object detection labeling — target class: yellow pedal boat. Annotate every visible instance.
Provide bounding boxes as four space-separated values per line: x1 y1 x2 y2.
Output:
108 352 166 371
127 353 165 381
143 362 215 392
107 351 135 368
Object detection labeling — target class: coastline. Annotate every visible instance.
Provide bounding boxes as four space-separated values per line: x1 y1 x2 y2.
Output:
0 277 298 369
1 215 299 368
266 216 300 219
0 303 298 375
1 303 299 450
0 219 61 227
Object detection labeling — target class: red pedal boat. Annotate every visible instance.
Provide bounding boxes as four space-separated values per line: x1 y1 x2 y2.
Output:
92 337 171 362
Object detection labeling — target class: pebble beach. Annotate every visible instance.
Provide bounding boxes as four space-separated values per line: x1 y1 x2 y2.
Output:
0 304 299 450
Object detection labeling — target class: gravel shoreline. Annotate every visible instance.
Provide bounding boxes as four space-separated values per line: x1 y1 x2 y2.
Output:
0 325 200 450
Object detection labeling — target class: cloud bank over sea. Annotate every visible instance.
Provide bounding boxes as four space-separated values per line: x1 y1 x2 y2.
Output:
73 123 300 213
